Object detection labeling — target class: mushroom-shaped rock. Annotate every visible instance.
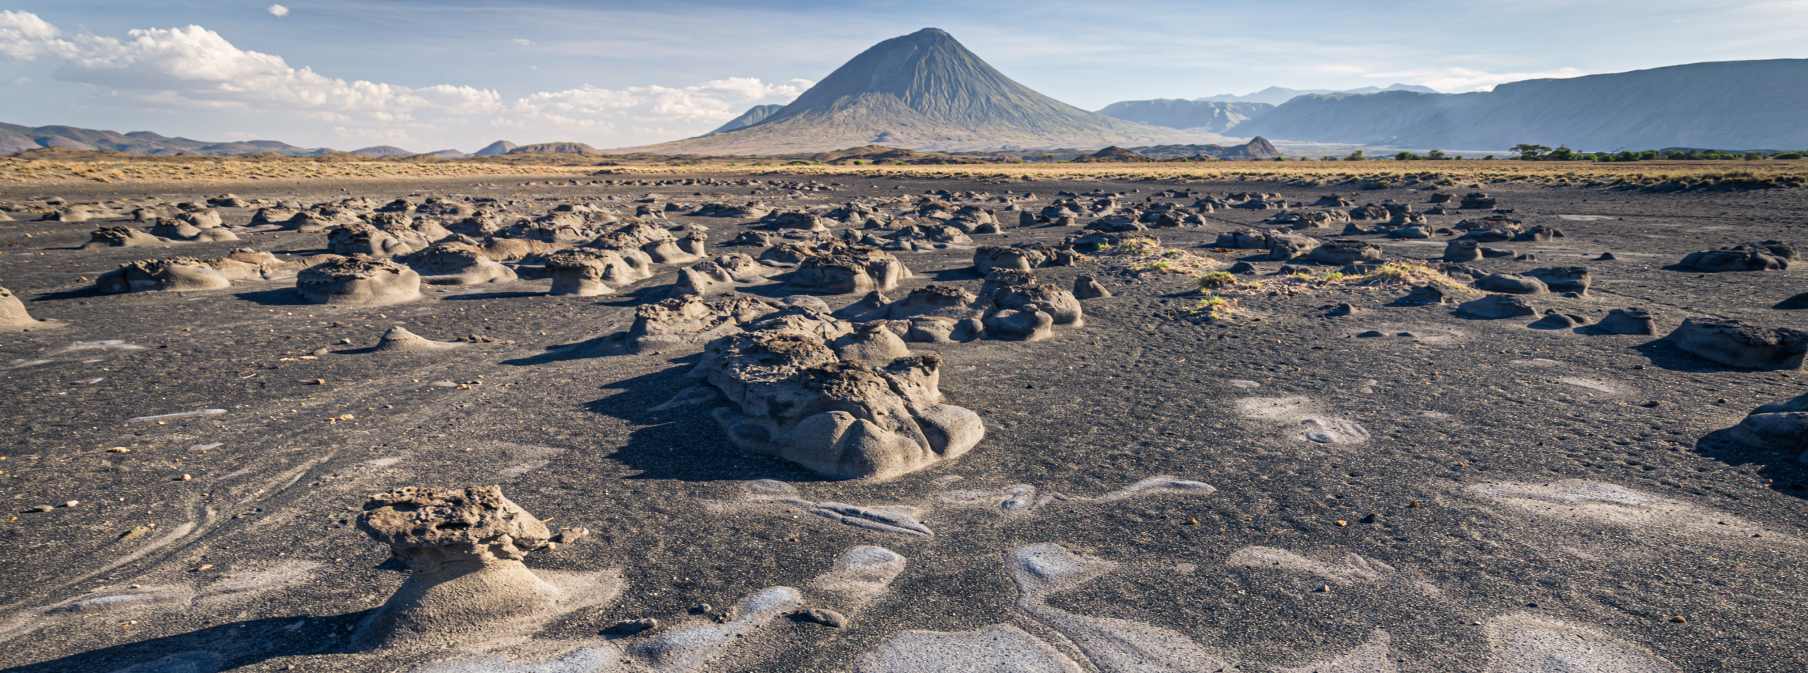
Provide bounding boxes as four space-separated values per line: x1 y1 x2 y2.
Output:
1665 318 1807 370
354 486 561 648
544 249 636 296
330 223 426 257
209 249 305 282
694 318 983 480
297 257 422 306
404 240 517 286
626 295 781 353
885 285 978 320
791 247 910 295
94 257 233 294
973 245 1048 275
83 225 164 249
981 270 1084 328
590 222 700 265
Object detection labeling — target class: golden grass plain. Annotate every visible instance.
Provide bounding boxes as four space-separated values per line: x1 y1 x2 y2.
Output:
2 154 1805 189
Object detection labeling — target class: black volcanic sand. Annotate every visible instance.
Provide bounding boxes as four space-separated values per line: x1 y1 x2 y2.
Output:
0 174 1804 673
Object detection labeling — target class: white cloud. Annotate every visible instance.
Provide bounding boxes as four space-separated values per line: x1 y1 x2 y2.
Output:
267 4 290 18
1343 66 1588 92
0 11 808 148
0 10 67 60
511 37 534 47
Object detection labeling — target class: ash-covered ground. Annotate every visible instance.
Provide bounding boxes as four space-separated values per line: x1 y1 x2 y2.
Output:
0 172 1804 673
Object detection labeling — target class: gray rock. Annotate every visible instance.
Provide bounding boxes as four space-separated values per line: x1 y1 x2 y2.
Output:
1073 275 1110 299
1588 308 1657 335
1456 295 1538 319
1666 318 1808 370
1475 273 1548 295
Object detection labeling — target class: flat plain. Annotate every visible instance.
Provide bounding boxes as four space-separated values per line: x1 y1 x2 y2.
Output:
1 158 1804 673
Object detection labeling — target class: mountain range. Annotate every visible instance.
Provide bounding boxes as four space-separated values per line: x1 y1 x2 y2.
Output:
634 28 1209 154
710 105 786 134
1198 84 1438 106
1236 59 1808 151
1095 100 1274 133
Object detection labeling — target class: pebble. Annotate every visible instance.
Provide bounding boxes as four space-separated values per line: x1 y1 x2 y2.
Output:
604 617 658 636
793 607 849 628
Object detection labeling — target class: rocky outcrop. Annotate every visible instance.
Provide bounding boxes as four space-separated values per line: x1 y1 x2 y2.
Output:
693 311 983 480
297 257 423 306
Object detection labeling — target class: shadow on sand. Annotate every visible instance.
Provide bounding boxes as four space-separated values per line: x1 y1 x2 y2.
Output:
1694 428 1808 501
584 359 815 483
4 611 370 673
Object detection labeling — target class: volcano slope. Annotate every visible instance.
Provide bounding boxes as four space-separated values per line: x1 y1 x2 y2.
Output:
0 170 1804 673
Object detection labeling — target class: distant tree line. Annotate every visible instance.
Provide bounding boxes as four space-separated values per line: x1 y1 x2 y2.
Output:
1322 145 1806 161
1510 144 1806 161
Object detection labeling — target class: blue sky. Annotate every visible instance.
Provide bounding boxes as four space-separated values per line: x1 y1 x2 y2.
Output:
2 1 1804 151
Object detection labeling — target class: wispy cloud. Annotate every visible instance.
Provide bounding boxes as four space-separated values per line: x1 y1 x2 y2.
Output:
0 10 808 149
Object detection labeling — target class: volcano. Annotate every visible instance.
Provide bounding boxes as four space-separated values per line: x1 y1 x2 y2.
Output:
637 28 1208 155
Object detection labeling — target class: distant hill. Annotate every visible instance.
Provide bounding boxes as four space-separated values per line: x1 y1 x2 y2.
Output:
1074 146 1153 163
1130 137 1281 160
1201 84 1437 106
805 145 983 165
508 142 602 155
0 122 328 156
1096 100 1274 132
1236 59 1808 151
711 105 786 134
415 149 470 160
473 140 517 157
634 28 1207 155
348 145 413 158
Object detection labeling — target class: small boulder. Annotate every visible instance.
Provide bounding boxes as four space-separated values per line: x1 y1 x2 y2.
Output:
1665 318 1807 370
1455 295 1537 320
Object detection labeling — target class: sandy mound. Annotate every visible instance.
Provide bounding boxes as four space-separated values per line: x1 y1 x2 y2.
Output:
693 309 983 480
544 249 648 296
82 225 164 249
405 240 517 286
671 254 778 297
94 257 233 294
297 257 423 306
374 326 466 353
329 222 432 257
1 286 61 332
